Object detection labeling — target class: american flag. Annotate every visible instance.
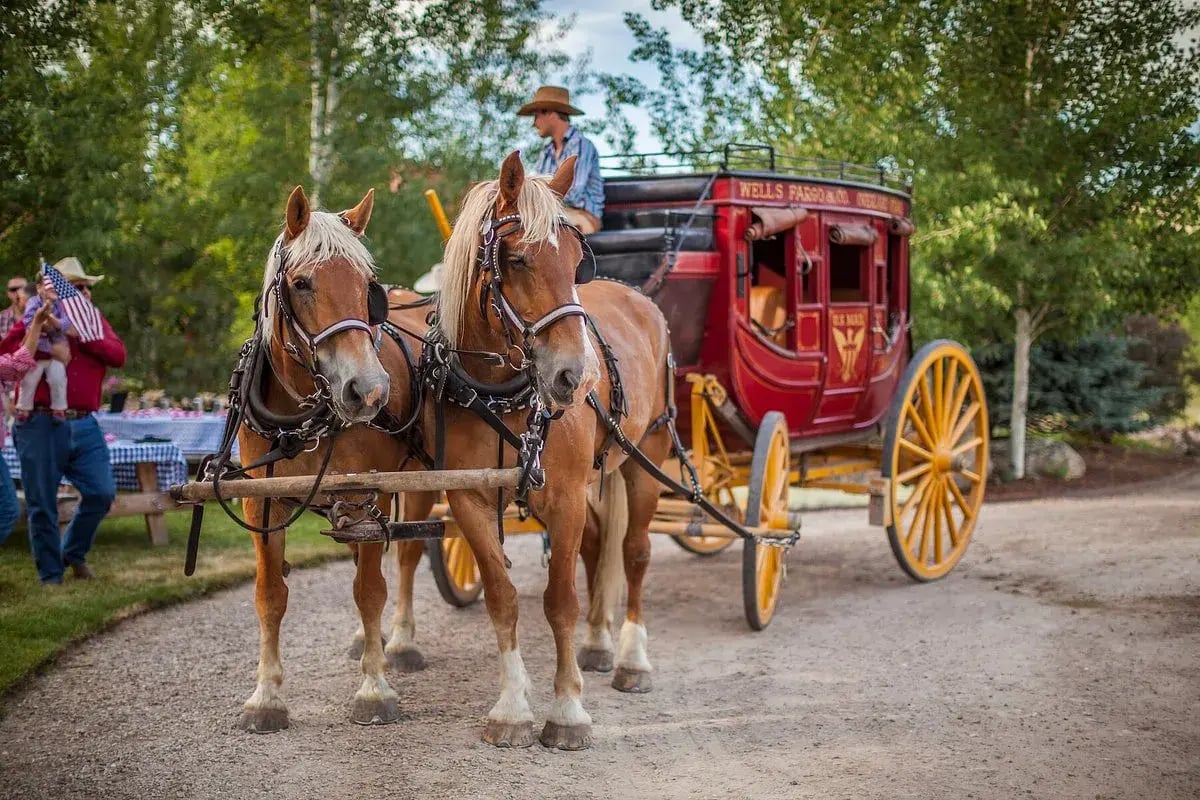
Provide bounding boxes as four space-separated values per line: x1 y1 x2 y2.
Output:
40 262 104 342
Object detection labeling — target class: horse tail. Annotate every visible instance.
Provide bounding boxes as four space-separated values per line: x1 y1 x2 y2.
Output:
586 472 629 640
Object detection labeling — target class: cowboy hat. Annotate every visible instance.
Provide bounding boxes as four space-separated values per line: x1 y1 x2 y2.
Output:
414 262 444 294
517 85 584 117
52 256 104 285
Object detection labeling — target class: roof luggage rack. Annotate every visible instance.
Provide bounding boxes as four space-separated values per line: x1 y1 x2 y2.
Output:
599 142 912 192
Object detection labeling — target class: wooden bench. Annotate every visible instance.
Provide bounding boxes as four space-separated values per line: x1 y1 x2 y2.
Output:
14 460 181 546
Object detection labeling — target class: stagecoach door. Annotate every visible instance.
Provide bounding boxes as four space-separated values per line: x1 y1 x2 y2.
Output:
732 208 822 433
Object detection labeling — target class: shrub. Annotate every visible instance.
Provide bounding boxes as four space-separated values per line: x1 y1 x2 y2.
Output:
976 334 1164 437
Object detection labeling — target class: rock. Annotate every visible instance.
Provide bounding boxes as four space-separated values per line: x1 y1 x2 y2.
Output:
990 438 1086 481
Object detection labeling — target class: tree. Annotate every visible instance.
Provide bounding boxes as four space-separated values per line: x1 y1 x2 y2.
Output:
611 0 1200 476
1 0 577 395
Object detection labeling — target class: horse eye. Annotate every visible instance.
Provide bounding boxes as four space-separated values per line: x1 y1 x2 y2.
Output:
507 254 527 270
292 276 312 291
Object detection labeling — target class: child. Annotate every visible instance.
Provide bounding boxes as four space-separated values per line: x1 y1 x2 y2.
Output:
16 277 75 421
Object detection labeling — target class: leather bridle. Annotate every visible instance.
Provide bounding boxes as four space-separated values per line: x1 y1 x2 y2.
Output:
476 213 593 371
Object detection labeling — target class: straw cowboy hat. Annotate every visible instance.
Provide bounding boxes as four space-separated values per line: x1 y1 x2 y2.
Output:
52 256 104 285
517 85 585 117
414 262 444 294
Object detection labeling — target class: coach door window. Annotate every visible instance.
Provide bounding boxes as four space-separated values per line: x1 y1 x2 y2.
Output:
827 223 876 303
746 232 792 348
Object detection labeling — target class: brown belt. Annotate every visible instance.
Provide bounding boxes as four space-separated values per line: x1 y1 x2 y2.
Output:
30 407 91 419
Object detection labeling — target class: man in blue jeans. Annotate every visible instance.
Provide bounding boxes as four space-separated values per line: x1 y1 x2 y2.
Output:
0 259 125 585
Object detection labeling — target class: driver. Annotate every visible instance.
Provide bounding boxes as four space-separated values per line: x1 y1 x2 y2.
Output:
519 85 604 234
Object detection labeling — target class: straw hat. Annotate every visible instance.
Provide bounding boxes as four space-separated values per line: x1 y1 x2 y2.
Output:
52 256 104 285
517 85 584 117
414 262 444 294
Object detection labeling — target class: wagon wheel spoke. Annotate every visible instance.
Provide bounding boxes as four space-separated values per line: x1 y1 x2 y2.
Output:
948 400 982 451
905 401 936 449
941 359 960 437
898 437 933 462
941 486 960 548
904 480 936 552
945 378 973 445
896 460 933 486
947 473 972 519
951 436 985 458
918 372 940 441
933 357 945 441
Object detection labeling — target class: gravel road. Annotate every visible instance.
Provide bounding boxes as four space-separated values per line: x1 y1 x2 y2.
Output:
2 473 1198 800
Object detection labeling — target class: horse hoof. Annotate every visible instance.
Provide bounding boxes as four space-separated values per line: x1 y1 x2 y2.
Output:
386 647 427 673
238 706 289 734
577 647 614 673
351 696 401 726
482 719 536 748
539 721 593 751
346 635 387 661
611 667 652 694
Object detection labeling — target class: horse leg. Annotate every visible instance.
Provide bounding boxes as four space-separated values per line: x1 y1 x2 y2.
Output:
346 543 385 660
449 492 536 747
577 480 623 674
350 540 402 724
239 498 291 733
384 540 427 672
611 438 668 695
539 491 593 750
383 492 435 672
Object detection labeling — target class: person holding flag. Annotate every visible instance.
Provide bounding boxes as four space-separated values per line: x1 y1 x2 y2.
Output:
0 256 126 585
16 261 80 421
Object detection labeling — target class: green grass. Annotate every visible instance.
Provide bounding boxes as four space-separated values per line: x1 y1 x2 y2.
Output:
0 507 347 699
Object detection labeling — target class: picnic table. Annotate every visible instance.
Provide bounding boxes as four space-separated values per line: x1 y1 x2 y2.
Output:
93 409 234 458
3 439 190 546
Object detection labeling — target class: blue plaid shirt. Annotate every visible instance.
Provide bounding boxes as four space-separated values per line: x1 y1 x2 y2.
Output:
535 127 604 220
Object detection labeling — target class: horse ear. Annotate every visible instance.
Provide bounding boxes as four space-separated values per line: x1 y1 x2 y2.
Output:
285 185 310 239
547 155 577 199
498 151 525 207
339 188 375 237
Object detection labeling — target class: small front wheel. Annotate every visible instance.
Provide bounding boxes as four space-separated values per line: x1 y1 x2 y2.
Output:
742 411 792 631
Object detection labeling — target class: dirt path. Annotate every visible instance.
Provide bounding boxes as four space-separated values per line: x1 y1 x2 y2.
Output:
2 475 1198 800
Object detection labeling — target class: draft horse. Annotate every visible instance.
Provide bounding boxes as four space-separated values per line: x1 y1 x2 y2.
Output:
234 186 430 732
390 153 674 749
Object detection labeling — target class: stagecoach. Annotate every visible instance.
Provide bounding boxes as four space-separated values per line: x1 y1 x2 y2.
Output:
424 144 989 629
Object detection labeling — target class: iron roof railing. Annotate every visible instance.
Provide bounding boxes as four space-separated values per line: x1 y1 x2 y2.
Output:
598 143 913 193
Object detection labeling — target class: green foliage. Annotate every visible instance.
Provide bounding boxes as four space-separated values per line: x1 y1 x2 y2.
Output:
976 335 1163 437
1124 315 1200 422
0 0 574 397
0 509 339 695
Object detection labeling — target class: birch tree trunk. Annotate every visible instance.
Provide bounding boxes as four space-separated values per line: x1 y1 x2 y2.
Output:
308 2 339 207
309 2 325 206
1010 307 1033 479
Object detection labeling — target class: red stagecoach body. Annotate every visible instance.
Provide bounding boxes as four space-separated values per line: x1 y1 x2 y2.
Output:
589 157 914 449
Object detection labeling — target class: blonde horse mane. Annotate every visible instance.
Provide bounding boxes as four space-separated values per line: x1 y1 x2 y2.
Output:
438 175 565 344
259 210 376 344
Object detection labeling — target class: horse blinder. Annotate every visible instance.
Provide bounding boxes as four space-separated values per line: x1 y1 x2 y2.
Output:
367 281 389 327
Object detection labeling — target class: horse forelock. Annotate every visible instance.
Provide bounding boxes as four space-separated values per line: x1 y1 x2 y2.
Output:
438 175 565 345
259 211 376 344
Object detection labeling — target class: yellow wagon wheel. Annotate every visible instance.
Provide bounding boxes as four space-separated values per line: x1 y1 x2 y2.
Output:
882 340 989 582
742 411 792 630
426 533 483 607
672 486 738 556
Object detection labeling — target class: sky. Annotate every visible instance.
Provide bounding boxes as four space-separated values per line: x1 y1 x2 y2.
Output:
542 0 700 155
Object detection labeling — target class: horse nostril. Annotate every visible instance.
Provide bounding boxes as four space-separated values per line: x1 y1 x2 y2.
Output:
554 369 581 396
343 377 386 411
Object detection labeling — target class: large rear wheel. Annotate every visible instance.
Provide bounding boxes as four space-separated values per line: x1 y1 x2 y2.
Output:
882 340 989 581
742 411 792 630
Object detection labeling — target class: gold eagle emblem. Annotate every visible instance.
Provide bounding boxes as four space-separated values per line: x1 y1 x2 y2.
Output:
832 326 865 381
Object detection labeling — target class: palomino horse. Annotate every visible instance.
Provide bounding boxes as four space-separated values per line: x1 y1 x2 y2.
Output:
236 186 429 732
389 153 673 749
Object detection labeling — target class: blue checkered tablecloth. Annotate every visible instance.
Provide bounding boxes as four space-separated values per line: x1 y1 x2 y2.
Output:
3 440 189 492
93 411 235 458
